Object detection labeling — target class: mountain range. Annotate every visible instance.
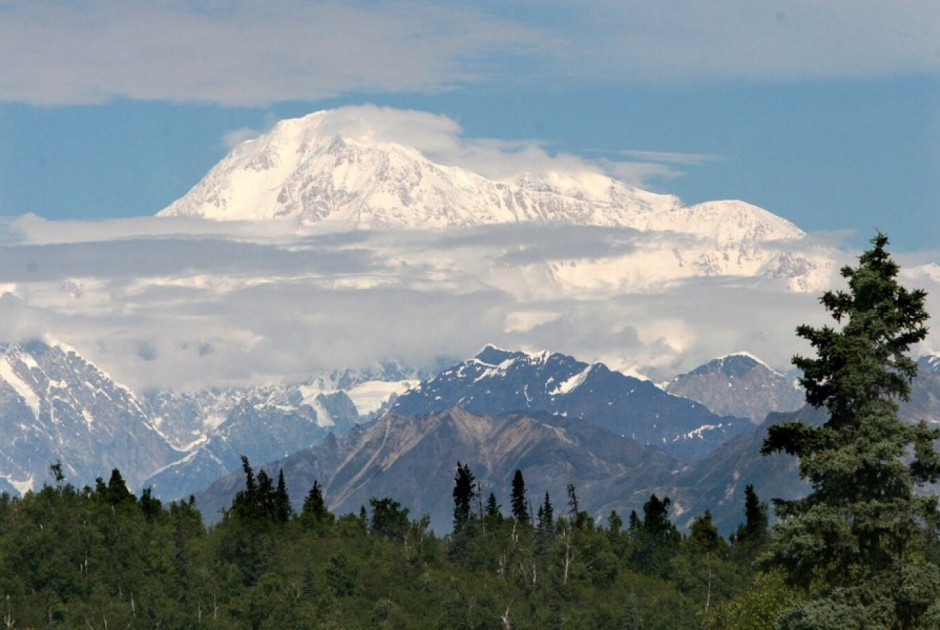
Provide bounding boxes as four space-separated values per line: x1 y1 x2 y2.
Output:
0 338 796 506
389 345 753 460
0 340 411 498
0 341 178 492
192 348 940 535
4 337 940 537
664 353 804 424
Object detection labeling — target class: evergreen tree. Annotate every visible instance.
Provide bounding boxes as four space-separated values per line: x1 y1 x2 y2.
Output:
687 510 724 554
732 484 768 548
104 468 134 506
629 494 681 579
49 459 65 484
139 487 163 522
256 469 275 518
369 497 410 541
510 469 529 524
274 470 292 523
230 455 257 521
484 492 501 519
452 461 475 533
535 491 555 554
762 233 940 625
537 491 554 532
566 482 579 517
302 479 330 521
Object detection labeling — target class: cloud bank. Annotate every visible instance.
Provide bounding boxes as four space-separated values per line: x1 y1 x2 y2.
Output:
1 1 937 106
3 211 936 394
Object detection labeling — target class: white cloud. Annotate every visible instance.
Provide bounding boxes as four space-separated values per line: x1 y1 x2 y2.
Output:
1 1 936 106
233 104 685 189
0 1 542 106
4 213 931 394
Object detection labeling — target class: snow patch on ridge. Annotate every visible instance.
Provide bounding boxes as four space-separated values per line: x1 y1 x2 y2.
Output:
549 365 592 396
0 356 40 418
347 380 418 416
9 475 34 495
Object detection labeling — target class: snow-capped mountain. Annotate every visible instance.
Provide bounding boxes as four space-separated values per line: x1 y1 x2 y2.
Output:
388 345 753 460
0 338 418 499
158 108 827 290
142 387 359 500
0 340 180 492
665 353 805 424
136 362 428 499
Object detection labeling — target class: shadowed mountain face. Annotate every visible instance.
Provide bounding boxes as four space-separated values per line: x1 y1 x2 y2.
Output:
389 346 753 460
194 407 680 533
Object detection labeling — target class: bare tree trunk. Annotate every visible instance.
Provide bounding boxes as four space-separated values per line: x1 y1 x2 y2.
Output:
563 536 571 586
501 604 512 629
704 553 713 616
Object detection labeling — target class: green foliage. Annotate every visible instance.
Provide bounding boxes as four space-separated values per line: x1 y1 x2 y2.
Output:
369 497 410 541
761 233 940 625
629 494 681 579
702 570 803 629
16 442 940 627
732 484 769 552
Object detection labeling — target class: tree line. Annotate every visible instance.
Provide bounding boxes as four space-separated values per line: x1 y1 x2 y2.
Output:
0 454 777 629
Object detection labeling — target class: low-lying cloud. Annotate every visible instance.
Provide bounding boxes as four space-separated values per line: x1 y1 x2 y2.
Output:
3 214 936 394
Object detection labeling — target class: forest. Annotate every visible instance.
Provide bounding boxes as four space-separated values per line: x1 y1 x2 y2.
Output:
0 459 779 629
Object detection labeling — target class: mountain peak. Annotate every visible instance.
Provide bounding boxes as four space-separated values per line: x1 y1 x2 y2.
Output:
666 353 804 424
157 108 803 241
690 353 774 378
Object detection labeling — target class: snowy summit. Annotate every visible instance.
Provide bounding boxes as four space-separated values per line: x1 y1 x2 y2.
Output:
159 109 801 237
157 106 828 290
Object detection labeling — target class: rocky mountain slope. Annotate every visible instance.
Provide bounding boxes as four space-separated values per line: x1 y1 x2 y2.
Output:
194 407 680 532
194 352 940 535
389 346 752 460
665 353 804 424
142 387 358 500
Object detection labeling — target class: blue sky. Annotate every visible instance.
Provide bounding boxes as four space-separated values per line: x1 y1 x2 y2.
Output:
0 1 938 251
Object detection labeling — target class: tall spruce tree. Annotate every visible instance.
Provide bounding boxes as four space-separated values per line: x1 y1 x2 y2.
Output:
510 469 529 524
732 484 768 548
302 480 329 521
274 470 292 523
762 233 940 626
452 462 475 533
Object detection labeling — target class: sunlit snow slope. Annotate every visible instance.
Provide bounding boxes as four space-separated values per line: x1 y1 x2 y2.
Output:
158 108 826 290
